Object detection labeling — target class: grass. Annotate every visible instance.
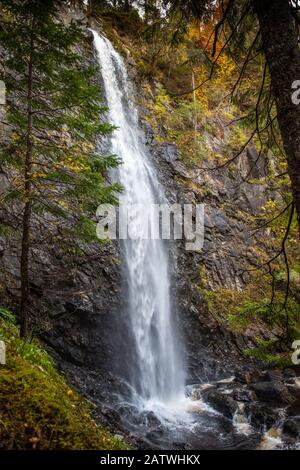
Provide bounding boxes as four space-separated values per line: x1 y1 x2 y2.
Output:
0 310 128 450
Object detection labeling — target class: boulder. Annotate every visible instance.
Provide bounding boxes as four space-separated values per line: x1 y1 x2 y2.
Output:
283 368 297 383
250 381 294 404
282 417 300 438
203 389 238 418
233 388 256 402
245 403 278 429
263 369 283 383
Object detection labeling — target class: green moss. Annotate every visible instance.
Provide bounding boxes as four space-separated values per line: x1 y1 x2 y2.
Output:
0 223 16 237
153 87 170 121
244 338 292 368
226 123 248 150
0 315 128 450
136 59 152 78
203 279 300 367
204 287 246 321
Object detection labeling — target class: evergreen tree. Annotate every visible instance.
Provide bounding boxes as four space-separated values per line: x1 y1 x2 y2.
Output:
0 0 120 337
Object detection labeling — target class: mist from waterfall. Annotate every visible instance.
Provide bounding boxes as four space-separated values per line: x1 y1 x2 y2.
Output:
92 30 185 411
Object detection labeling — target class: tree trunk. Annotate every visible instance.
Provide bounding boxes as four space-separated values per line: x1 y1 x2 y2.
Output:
20 25 34 338
254 0 300 232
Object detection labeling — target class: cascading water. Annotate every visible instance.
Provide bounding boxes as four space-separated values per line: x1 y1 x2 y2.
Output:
92 30 185 412
89 30 298 451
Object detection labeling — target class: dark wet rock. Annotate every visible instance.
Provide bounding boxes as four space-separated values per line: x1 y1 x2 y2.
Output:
145 411 162 428
286 390 300 416
288 383 300 399
173 441 189 449
233 388 257 402
84 28 94 44
282 417 300 438
234 370 262 384
203 389 238 418
144 429 164 444
97 406 121 426
283 368 297 383
141 118 155 145
250 381 294 404
235 369 284 385
189 384 214 401
246 404 279 430
263 369 283 383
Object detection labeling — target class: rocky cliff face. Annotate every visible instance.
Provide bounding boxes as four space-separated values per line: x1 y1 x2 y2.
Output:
139 117 273 377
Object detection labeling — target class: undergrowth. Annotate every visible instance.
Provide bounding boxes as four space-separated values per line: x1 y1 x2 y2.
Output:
0 308 127 450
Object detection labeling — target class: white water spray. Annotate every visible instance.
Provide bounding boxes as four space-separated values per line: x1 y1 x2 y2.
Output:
92 30 185 410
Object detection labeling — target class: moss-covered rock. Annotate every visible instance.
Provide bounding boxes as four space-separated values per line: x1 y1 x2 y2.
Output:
0 314 127 450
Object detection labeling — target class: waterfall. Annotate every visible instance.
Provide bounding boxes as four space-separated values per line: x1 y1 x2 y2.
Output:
92 31 185 408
